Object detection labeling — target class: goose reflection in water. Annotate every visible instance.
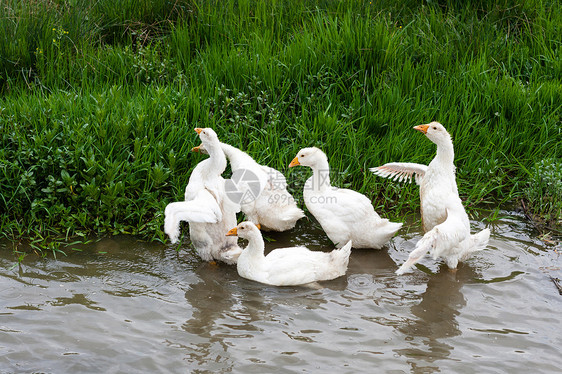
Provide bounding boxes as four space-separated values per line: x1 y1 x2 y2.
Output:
179 261 240 371
179 255 329 372
395 264 478 373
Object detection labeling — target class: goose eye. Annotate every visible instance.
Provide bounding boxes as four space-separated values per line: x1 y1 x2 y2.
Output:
300 154 305 158
432 126 437 130
240 226 245 230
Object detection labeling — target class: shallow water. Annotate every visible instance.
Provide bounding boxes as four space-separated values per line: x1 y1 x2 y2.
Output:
1 211 561 373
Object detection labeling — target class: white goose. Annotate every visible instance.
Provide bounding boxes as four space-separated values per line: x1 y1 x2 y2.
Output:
226 221 352 286
164 128 241 264
371 122 490 274
194 142 305 231
289 147 402 249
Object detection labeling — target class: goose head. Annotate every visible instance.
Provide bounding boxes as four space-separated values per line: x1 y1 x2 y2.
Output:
289 147 327 169
191 143 209 155
226 221 261 240
413 122 452 146
195 127 220 146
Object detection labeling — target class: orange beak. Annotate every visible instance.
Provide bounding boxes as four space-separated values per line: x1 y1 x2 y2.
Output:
289 156 300 168
191 145 201 153
194 128 203 135
226 227 237 236
256 224 261 230
414 124 429 134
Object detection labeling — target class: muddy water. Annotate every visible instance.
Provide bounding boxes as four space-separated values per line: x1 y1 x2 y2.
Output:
1 211 561 373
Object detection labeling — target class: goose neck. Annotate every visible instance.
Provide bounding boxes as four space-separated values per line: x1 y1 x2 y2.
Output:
310 165 331 191
219 143 237 159
244 234 266 258
220 142 248 170
435 138 455 165
205 141 227 173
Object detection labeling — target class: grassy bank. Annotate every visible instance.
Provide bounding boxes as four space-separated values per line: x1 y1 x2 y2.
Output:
1 0 561 256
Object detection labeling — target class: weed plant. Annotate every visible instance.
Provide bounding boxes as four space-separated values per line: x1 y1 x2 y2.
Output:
1 0 561 256
523 158 562 227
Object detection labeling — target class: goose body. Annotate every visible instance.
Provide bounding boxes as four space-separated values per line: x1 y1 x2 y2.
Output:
371 122 490 273
227 222 352 286
290 147 402 249
164 128 242 264
196 142 304 231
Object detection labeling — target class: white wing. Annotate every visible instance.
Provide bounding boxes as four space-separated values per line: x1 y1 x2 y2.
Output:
263 247 328 286
395 208 468 274
395 232 434 275
370 162 428 185
164 190 222 244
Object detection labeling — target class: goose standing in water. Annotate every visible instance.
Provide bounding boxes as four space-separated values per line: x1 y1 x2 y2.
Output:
371 122 490 274
164 128 241 264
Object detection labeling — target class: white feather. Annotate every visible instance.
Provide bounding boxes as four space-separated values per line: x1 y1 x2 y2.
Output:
234 222 352 286
292 147 402 249
373 122 489 273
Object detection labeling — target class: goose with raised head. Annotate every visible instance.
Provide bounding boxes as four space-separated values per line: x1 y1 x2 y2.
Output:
194 142 304 231
164 128 242 264
371 122 490 273
226 221 352 286
289 147 402 249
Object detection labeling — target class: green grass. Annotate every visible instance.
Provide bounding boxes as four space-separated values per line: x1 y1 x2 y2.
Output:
1 0 561 256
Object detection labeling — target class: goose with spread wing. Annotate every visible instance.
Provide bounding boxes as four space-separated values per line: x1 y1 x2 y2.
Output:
289 147 402 249
164 128 242 264
371 122 490 274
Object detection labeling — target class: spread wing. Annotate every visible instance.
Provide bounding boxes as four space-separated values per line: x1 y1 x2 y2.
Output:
370 162 428 185
164 190 222 244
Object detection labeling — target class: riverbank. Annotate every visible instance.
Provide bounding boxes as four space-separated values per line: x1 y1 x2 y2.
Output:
1 0 560 256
